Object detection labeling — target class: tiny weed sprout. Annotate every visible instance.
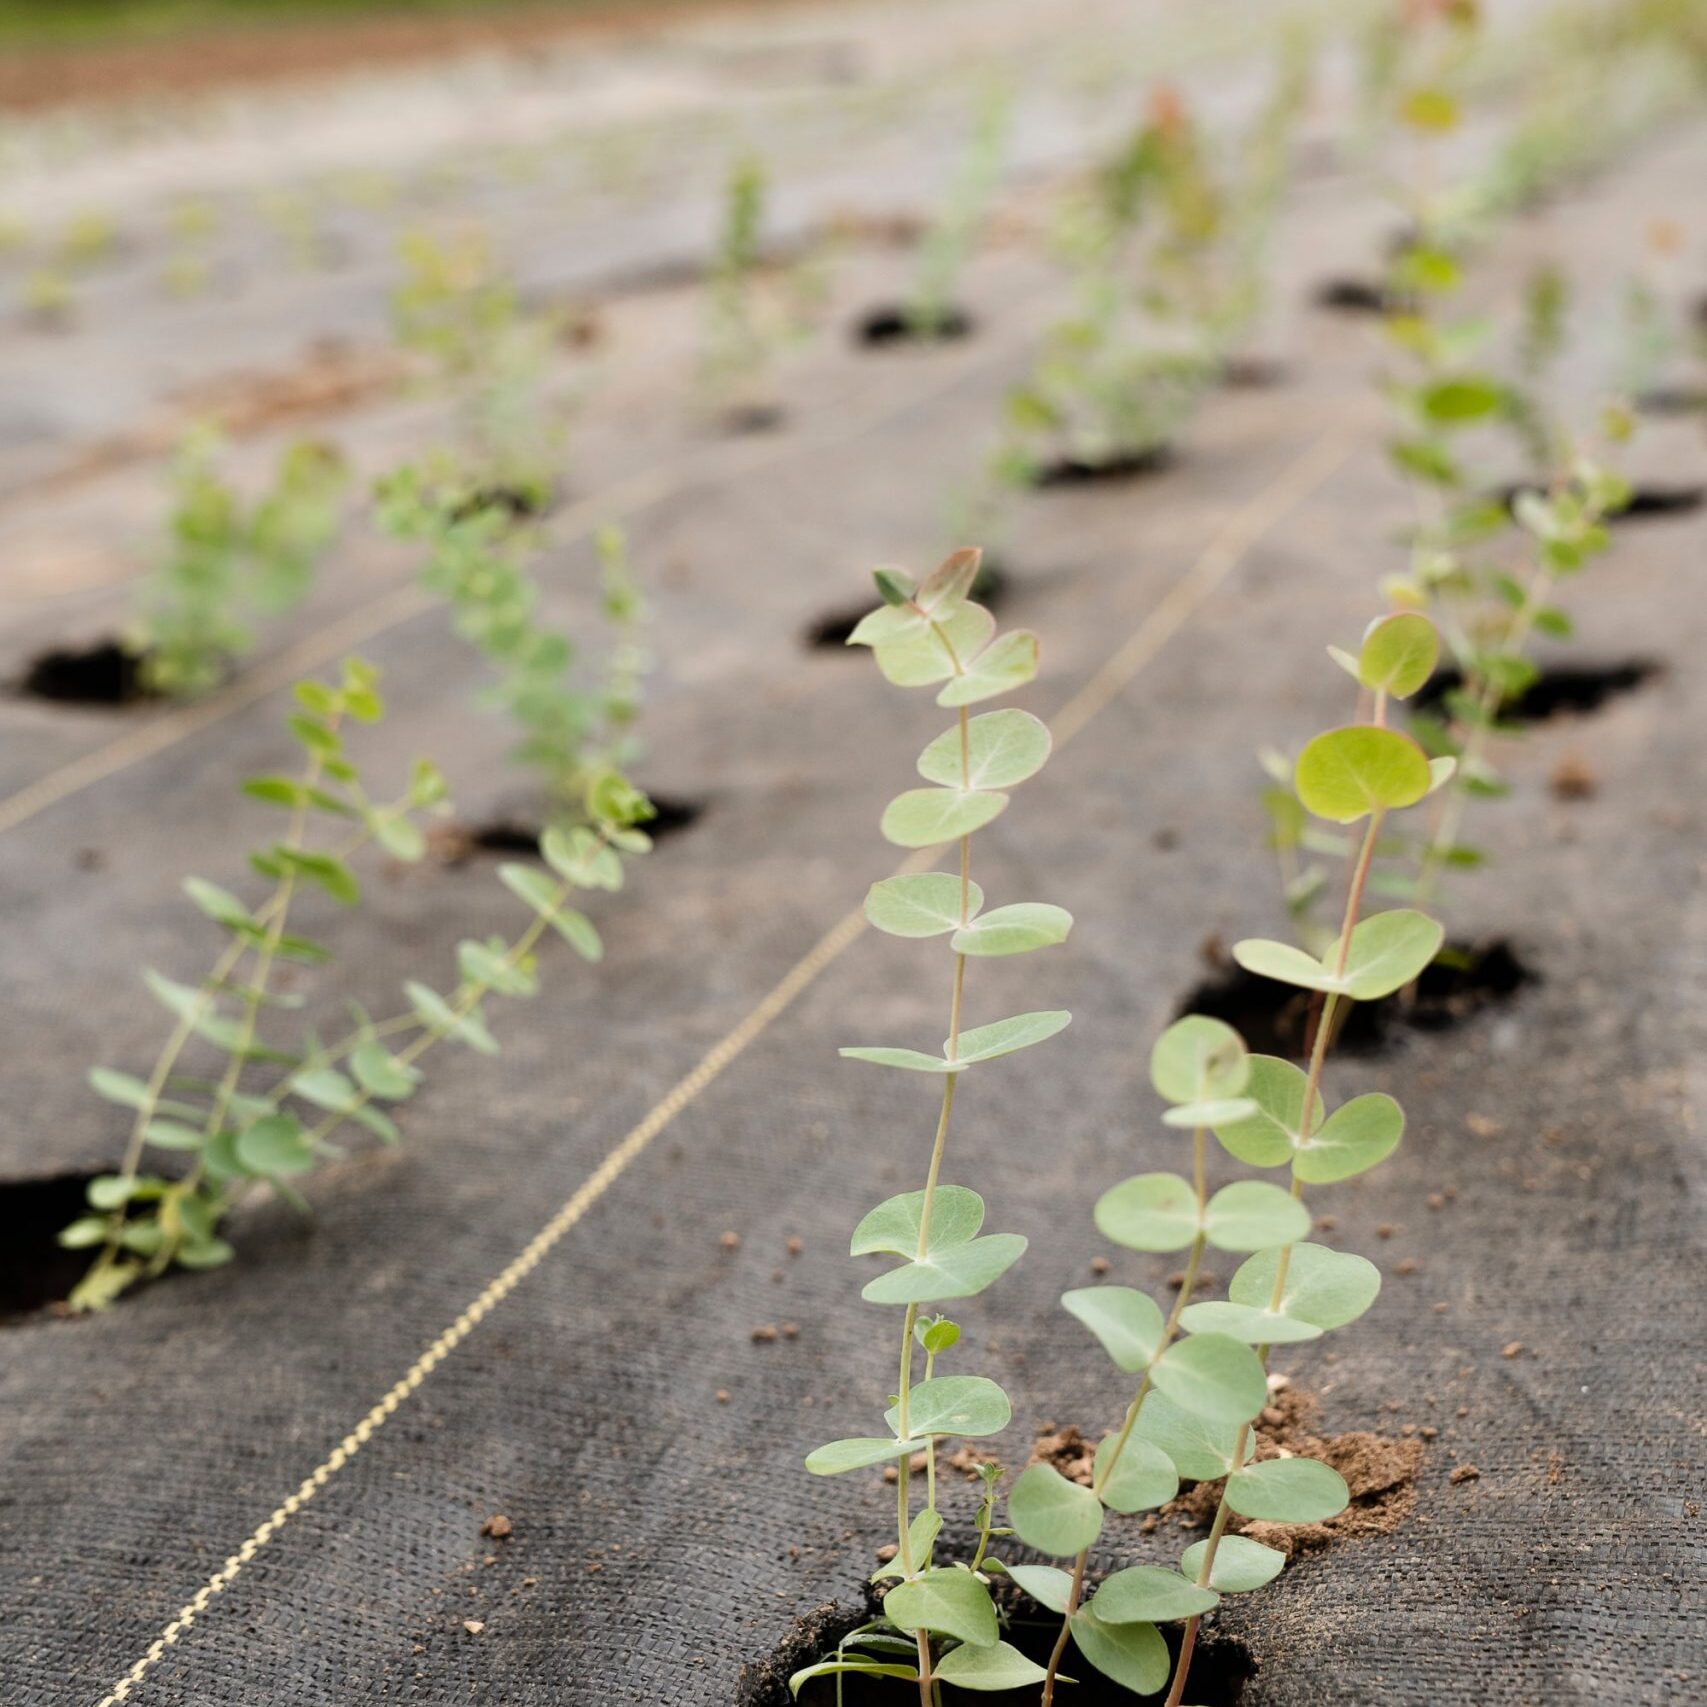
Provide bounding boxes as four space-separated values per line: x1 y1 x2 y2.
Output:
392 227 572 510
62 658 651 1312
796 549 1070 1701
902 80 1012 340
1017 615 1447 1707
376 467 652 835
129 430 351 699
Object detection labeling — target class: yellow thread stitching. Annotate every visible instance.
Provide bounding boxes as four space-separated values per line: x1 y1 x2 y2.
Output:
92 420 1362 1706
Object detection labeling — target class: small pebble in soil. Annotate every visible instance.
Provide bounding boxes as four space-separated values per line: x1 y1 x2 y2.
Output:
463 1620 485 1636
1090 1255 1110 1275
781 1322 799 1339
752 1323 778 1342
1501 1341 1524 1359
480 1514 513 1539
785 1235 803 1256
715 1390 730 1404
1550 753 1598 799
1450 1464 1481 1484
1377 1222 1396 1238
1396 1258 1419 1275
720 1230 741 1251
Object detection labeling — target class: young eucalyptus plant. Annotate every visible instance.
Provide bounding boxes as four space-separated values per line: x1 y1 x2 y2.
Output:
901 79 1012 339
1012 616 1451 1707
392 226 572 509
699 155 776 425
796 548 1073 1700
376 465 651 834
61 657 650 1311
128 430 351 699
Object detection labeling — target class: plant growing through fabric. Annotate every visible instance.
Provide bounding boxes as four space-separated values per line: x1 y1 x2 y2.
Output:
127 429 351 699
392 226 573 510
1013 614 1450 1705
794 549 1073 1700
60 658 651 1311
698 155 779 425
376 466 651 835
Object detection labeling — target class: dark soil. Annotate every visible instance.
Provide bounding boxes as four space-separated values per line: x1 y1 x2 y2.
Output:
1410 659 1661 724
1031 446 1174 489
721 403 789 436
18 639 156 707
430 794 706 862
854 304 975 347
1178 938 1535 1059
804 563 1009 649
0 1171 105 1323
1219 356 1289 390
1495 480 1705 523
1310 277 1396 315
1633 385 1707 417
448 485 551 524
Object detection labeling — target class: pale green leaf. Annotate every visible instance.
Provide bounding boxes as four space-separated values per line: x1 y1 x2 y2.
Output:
1161 1096 1258 1129
1212 1056 1322 1167
1335 909 1445 999
1225 1456 1349 1522
234 1113 315 1177
865 873 981 937
1134 1391 1252 1481
884 1569 998 1648
1229 1242 1382 1332
1202 1180 1311 1252
1094 1172 1198 1252
1230 937 1348 996
917 708 1051 789
873 603 996 686
183 876 251 928
1150 1333 1268 1425
1009 1462 1103 1556
805 1436 931 1476
950 902 1073 956
953 1009 1072 1064
88 1067 153 1111
933 1639 1049 1690
1068 1606 1168 1694
1150 1016 1249 1104
1175 1300 1321 1344
1295 725 1433 822
1089 1565 1218 1624
1357 612 1438 699
1179 1534 1286 1593
1091 1434 1179 1513
937 630 1040 707
1295 1092 1404 1183
1061 1286 1165 1372
881 787 1008 848
861 1234 1027 1305
1007 1564 1075 1614
885 1375 1011 1439
852 1186 984 1257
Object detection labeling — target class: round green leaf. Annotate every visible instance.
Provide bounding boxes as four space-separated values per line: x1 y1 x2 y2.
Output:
865 873 982 937
933 1639 1049 1690
885 1375 1011 1439
951 902 1073 957
861 1234 1027 1305
1161 1096 1258 1129
1133 1391 1252 1482
234 1114 315 1177
1068 1606 1168 1694
1094 1173 1198 1252
1061 1286 1166 1372
1230 1242 1382 1331
884 1569 998 1648
937 629 1039 706
1009 1462 1103 1556
1336 910 1445 1000
881 787 1008 849
1212 1056 1322 1167
1150 1016 1249 1104
1090 1565 1218 1625
1091 1434 1179 1513
917 708 1052 790
1357 613 1438 699
1295 1092 1404 1183
1008 1564 1075 1615
1151 1334 1268 1426
1179 1533 1286 1593
1202 1180 1311 1252
1175 1300 1321 1345
852 1186 984 1257
805 1436 929 1476
1295 726 1433 823
1225 1456 1349 1523
1230 936 1346 996
873 603 996 687
952 1010 1072 1065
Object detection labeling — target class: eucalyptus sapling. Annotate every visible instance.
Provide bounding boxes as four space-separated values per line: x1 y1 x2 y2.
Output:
62 658 651 1311
796 549 1071 1701
376 466 651 836
699 156 777 427
128 429 351 699
1147 615 1450 1707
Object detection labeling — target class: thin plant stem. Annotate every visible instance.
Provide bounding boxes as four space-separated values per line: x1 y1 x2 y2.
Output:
1161 810 1383 1707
